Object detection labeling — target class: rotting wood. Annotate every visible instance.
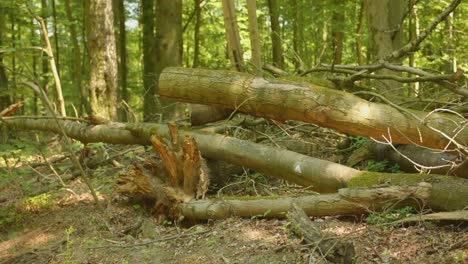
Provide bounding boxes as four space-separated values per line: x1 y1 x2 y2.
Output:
287 203 355 264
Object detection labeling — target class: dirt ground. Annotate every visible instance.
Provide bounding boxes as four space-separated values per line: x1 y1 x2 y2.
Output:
1 133 467 264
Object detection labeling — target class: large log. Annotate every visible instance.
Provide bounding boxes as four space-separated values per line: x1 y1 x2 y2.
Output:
159 67 467 150
3 117 468 211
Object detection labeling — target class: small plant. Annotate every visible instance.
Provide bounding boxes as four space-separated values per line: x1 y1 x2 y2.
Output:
20 193 53 212
251 209 272 220
62 226 76 264
366 206 415 226
366 159 388 172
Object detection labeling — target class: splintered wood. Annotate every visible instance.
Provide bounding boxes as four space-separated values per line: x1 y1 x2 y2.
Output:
115 122 209 220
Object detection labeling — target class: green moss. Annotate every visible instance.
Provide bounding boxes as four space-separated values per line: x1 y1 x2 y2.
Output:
347 171 432 188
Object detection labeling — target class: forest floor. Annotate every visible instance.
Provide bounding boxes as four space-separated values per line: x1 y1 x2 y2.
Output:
0 130 467 264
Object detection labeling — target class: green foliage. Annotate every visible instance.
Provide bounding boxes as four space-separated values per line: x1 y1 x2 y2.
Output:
365 206 415 226
251 209 272 220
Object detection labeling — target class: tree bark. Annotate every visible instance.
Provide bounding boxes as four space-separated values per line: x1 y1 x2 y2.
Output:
159 67 467 150
366 0 405 93
3 117 467 211
246 0 262 76
331 0 345 65
154 0 184 121
86 0 118 120
0 4 10 111
221 0 244 71
192 0 202 68
141 0 158 121
115 0 129 121
355 0 366 66
267 0 284 68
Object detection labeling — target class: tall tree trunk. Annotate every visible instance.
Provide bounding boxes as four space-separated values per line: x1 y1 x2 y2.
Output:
246 0 262 76
0 5 10 111
30 18 38 115
154 0 184 121
331 0 345 65
267 0 283 68
366 0 405 94
86 0 118 120
221 0 244 71
41 0 50 99
64 0 90 115
291 0 303 71
141 0 157 121
115 0 128 121
51 0 60 76
192 0 202 68
355 0 365 66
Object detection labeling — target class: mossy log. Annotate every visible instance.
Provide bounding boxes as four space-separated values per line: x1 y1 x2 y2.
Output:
159 67 467 150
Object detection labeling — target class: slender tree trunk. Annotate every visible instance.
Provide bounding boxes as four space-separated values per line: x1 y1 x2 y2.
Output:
267 0 283 68
142 0 157 121
30 18 38 115
192 0 202 68
221 0 244 71
41 0 50 99
115 0 128 121
246 0 262 76
51 0 60 75
64 0 89 115
0 5 10 111
355 0 365 66
86 0 118 120
331 0 345 65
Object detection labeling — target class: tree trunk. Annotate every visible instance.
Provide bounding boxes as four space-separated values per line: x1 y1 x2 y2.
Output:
41 0 50 102
246 0 262 76
64 0 90 115
141 0 157 121
115 0 128 121
267 0 283 68
159 67 467 150
366 0 405 94
355 0 365 66
331 0 345 65
51 0 60 76
86 0 118 120
0 4 10 111
192 0 202 68
4 117 467 211
221 0 244 72
154 0 185 121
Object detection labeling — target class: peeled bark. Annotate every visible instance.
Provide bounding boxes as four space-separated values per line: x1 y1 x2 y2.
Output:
159 67 467 150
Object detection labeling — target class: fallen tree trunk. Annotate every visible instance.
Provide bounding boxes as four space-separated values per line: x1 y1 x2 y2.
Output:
347 141 467 178
3 117 467 211
179 183 432 220
159 67 467 150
